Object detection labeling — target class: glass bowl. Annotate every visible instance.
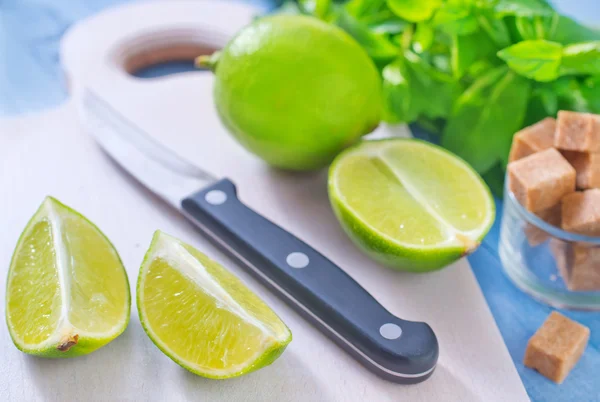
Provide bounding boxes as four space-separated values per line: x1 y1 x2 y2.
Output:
499 180 600 310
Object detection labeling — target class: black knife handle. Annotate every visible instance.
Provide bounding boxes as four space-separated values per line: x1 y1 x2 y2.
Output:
181 179 438 383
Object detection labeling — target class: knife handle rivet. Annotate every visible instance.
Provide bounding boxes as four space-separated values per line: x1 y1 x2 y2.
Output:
380 323 402 340
205 190 227 205
286 252 309 269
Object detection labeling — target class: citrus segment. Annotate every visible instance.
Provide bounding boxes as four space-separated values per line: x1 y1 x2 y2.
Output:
381 142 494 233
61 212 130 332
333 154 448 245
137 232 291 378
7 219 62 346
6 197 130 356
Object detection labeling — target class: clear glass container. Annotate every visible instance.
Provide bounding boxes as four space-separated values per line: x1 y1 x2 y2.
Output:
499 181 600 310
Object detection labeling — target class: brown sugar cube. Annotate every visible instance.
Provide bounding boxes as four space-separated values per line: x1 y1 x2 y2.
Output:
561 189 600 236
555 111 600 152
570 246 600 291
508 148 576 212
524 226 549 247
568 245 600 291
551 240 600 291
562 151 600 189
524 311 590 384
509 117 556 162
525 203 562 246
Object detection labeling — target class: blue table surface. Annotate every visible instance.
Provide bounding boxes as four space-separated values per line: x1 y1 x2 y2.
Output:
2 0 599 400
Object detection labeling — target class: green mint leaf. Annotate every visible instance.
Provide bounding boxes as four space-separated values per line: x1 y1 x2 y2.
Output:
299 0 331 18
335 10 398 61
524 93 550 127
433 0 479 35
515 17 536 40
382 52 461 123
432 54 452 74
581 76 600 113
369 19 408 35
550 76 582 101
552 15 600 45
560 41 600 76
494 0 553 17
382 58 416 123
467 60 498 79
524 82 560 125
404 51 461 119
413 23 435 53
387 0 442 22
551 77 597 113
477 12 511 47
359 7 408 33
481 163 505 198
538 87 558 115
451 29 498 79
272 1 304 16
345 0 387 18
497 40 563 82
442 66 531 172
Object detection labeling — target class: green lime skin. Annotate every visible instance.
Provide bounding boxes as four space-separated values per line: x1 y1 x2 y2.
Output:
211 15 383 170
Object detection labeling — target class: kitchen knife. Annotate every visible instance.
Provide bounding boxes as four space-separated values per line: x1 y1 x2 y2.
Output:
79 89 439 384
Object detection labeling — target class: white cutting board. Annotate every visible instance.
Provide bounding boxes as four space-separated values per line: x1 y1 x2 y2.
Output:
0 1 529 401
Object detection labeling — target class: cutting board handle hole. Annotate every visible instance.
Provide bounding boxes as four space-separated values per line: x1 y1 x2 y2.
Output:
113 29 224 79
131 60 198 78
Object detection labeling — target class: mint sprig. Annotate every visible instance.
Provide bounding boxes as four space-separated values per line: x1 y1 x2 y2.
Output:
278 0 600 194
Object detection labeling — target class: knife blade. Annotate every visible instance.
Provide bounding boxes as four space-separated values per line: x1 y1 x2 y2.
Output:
80 89 439 384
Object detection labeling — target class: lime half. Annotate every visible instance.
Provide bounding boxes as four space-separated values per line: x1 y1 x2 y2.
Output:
328 139 495 272
137 231 292 379
5 197 130 357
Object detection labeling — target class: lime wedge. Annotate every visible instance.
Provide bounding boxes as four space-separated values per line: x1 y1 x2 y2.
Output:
137 231 292 379
5 197 130 357
328 139 495 272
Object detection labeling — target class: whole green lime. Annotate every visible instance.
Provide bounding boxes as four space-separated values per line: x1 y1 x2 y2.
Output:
203 15 382 170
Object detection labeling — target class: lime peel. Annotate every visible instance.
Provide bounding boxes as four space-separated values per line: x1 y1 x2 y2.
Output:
211 15 383 170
